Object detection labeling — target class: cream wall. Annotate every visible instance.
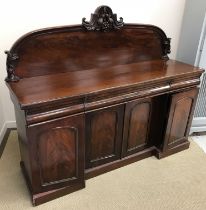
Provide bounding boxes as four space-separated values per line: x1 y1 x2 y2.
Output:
0 92 6 142
0 0 186 133
0 97 5 130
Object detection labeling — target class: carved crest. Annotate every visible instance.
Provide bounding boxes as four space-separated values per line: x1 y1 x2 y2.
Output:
82 5 124 32
5 51 20 82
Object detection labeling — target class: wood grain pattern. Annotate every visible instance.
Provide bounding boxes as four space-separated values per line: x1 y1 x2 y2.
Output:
38 127 77 185
27 114 85 193
128 103 150 149
90 111 117 160
10 28 163 78
163 88 199 151
5 21 170 81
122 98 152 157
7 60 203 110
168 98 192 144
86 105 124 168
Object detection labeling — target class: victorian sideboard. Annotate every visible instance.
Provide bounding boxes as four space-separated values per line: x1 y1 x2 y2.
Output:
5 6 204 206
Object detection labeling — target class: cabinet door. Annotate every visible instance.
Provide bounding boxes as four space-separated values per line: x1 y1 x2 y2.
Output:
28 114 85 193
85 105 124 168
122 98 152 157
163 88 198 151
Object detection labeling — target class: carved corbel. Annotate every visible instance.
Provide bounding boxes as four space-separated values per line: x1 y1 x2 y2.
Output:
5 50 20 82
82 5 124 32
162 38 171 60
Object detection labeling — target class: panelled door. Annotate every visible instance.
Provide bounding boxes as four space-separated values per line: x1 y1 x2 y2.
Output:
163 88 199 151
122 98 152 157
27 114 85 193
85 104 124 168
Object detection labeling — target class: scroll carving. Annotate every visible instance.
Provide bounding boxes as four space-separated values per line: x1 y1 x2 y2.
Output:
162 38 171 60
82 5 124 32
5 51 20 82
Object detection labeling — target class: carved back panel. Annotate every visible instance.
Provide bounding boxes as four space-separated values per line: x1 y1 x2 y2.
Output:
5 6 171 81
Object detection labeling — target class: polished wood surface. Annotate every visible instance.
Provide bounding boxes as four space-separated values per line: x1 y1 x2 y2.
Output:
12 27 164 78
6 14 170 81
38 127 77 183
85 105 124 168
27 114 85 193
163 88 198 151
122 98 152 157
8 59 203 109
5 5 204 206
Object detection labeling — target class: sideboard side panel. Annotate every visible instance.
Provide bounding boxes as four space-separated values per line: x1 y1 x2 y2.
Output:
13 100 32 182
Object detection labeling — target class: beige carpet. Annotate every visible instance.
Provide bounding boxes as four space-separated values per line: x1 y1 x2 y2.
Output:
1 131 206 210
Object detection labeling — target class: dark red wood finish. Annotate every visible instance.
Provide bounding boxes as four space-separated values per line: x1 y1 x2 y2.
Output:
27 114 85 194
7 60 202 111
122 98 152 157
162 88 199 151
4 5 204 206
85 104 124 168
6 22 170 81
12 27 164 78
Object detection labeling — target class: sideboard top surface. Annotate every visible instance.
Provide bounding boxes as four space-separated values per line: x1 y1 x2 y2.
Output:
8 59 203 108
5 5 204 110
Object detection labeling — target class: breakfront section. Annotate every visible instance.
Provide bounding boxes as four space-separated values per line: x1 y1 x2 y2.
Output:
85 87 200 170
25 114 85 199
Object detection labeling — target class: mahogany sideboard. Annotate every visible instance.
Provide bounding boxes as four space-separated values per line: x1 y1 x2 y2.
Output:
5 6 204 206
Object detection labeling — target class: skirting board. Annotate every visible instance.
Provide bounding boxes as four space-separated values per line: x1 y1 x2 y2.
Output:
190 117 206 134
0 121 16 145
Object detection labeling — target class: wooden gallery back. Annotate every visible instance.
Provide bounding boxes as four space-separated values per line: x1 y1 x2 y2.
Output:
4 6 204 206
